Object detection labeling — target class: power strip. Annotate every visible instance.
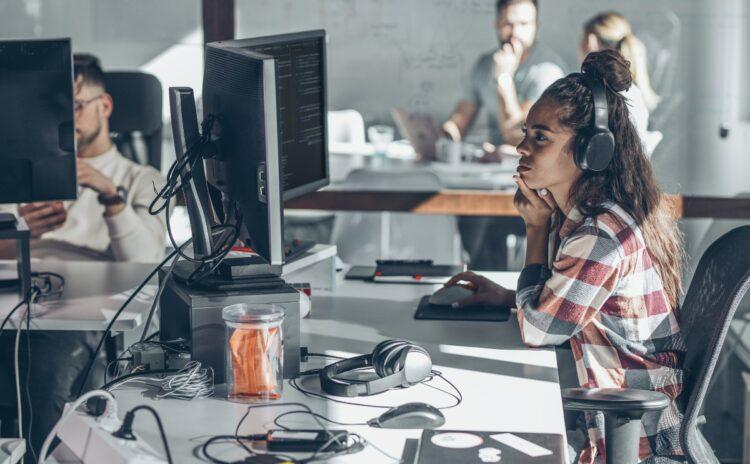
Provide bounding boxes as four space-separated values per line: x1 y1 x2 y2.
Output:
56 406 168 464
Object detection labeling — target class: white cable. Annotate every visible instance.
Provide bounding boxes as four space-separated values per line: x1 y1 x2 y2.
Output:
106 361 214 400
157 361 213 399
14 304 28 461
37 389 115 464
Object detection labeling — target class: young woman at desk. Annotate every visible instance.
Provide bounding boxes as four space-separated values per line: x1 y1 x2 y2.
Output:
444 50 685 463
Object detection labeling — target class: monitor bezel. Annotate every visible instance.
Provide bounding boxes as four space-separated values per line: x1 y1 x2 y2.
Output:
209 29 329 201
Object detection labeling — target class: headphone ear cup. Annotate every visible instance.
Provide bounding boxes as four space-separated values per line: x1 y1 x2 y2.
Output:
378 341 410 376
373 340 408 377
402 345 432 384
573 129 591 170
584 129 615 172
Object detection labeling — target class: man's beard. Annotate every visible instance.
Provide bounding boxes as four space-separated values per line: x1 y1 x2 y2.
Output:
76 121 102 153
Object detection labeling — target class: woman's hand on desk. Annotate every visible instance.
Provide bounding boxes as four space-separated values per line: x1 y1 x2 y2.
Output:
444 271 515 308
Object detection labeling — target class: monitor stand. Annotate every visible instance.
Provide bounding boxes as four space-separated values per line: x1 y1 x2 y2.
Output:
172 255 285 291
0 215 31 299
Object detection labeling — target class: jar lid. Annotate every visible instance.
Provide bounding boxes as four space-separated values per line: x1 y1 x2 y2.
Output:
222 303 285 324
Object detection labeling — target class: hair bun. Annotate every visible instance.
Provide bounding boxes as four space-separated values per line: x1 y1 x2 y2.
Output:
581 49 632 93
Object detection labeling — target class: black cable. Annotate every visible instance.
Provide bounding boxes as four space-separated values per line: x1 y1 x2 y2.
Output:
201 435 272 464
290 369 463 410
430 370 463 409
201 435 238 464
273 410 366 430
76 242 191 397
124 405 174 464
0 299 26 334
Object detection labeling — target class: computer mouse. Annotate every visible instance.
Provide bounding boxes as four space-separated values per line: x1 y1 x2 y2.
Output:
367 402 445 429
428 285 474 306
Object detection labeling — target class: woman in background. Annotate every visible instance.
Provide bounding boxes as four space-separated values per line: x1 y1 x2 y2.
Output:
581 12 663 156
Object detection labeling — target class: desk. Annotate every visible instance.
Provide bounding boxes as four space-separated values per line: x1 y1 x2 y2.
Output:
329 151 519 191
0 260 156 332
98 272 566 463
0 439 24 464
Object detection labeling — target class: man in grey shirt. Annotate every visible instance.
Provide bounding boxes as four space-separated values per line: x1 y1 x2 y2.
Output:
443 0 565 157
443 0 565 270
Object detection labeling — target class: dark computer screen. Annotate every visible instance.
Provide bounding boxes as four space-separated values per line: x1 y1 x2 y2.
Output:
0 38 76 203
224 30 329 200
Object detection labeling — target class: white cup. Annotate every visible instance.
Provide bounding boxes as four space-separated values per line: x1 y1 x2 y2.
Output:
436 138 462 164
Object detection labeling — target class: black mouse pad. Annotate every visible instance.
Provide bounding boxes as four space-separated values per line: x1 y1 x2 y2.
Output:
414 295 510 322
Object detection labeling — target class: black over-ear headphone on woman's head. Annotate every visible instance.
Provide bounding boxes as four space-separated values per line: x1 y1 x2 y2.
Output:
574 70 615 172
319 339 432 397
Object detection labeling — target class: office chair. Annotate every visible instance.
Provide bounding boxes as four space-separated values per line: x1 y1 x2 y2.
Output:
562 226 750 463
104 71 163 170
328 109 366 144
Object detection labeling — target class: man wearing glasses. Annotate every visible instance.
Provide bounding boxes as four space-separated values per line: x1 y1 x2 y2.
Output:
0 53 168 263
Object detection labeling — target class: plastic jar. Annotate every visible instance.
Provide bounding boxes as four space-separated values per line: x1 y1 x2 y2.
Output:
222 303 285 402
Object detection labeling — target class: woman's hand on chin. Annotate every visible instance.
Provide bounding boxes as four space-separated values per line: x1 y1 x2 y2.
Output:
513 175 557 228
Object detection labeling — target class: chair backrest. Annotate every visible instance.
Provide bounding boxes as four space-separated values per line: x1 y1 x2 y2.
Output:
330 168 463 265
328 110 366 144
104 71 163 170
680 226 750 460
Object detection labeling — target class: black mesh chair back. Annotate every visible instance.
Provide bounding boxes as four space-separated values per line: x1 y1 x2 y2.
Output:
680 225 750 462
104 71 163 170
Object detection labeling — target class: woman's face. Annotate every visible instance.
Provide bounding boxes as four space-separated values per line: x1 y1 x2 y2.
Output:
515 98 581 191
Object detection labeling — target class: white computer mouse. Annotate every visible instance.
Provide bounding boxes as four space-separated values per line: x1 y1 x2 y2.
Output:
428 286 474 306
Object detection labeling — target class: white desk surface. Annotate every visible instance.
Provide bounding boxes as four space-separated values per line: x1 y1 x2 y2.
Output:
0 260 157 332
0 439 24 464
109 272 566 463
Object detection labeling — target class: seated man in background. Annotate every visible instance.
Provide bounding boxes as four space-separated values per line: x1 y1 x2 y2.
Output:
442 0 565 162
0 53 167 459
444 0 565 270
0 53 168 262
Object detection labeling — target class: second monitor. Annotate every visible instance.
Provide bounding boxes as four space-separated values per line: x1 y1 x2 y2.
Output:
209 29 329 200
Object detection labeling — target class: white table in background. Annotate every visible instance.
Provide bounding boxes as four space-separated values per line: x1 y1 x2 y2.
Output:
0 260 156 332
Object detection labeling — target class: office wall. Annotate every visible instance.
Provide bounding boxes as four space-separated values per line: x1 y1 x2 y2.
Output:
236 0 701 194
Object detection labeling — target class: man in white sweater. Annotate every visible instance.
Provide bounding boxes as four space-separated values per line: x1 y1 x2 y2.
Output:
0 54 169 459
0 53 167 263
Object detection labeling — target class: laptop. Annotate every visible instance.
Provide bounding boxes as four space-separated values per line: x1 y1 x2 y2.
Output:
391 107 443 161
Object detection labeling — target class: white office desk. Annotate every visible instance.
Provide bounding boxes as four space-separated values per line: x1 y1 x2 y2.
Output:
102 273 566 463
329 151 519 190
0 260 156 332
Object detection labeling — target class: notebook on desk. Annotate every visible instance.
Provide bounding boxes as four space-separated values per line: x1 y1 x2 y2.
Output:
344 261 465 284
415 430 564 464
374 260 465 284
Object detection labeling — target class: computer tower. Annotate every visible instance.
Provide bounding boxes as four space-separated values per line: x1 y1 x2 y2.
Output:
159 274 301 382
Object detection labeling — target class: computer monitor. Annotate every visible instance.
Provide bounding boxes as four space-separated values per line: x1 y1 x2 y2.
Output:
202 43 285 274
0 38 77 203
207 30 329 200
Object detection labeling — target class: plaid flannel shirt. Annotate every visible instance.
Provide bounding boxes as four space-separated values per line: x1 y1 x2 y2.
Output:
516 202 685 463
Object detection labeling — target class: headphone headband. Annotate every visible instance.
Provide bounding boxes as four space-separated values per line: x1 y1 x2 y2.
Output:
581 70 609 130
573 69 616 172
319 340 432 397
